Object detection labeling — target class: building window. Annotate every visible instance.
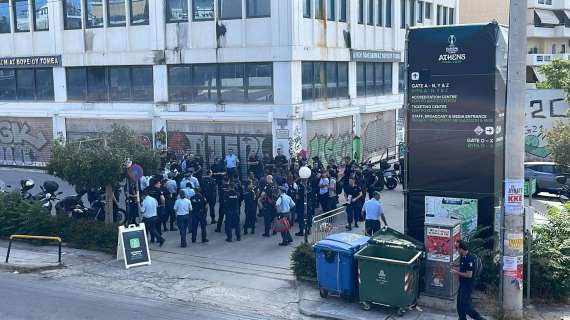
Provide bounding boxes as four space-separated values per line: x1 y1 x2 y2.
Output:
449 7 454 24
246 0 270 18
166 0 188 22
302 61 348 101
315 0 324 19
193 0 214 20
425 2 430 19
130 0 149 25
368 0 374 25
219 0 242 19
0 68 53 101
385 0 392 27
63 0 82 29
0 0 11 33
409 0 415 26
377 0 383 26
399 62 405 93
339 0 346 22
168 63 273 104
327 0 335 21
14 0 30 32
107 0 126 27
400 0 405 29
86 0 104 28
33 0 49 31
417 1 423 23
358 0 364 23
303 0 311 18
442 6 447 25
436 5 441 25
66 66 153 102
357 62 393 97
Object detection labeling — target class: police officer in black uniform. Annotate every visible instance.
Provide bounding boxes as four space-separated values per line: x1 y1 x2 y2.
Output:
215 176 231 233
190 189 209 243
202 170 218 224
258 175 277 237
123 179 140 225
452 241 485 320
243 180 257 235
145 177 166 240
294 177 306 237
224 183 241 242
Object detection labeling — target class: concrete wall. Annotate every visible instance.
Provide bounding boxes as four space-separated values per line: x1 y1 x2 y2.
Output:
459 0 509 25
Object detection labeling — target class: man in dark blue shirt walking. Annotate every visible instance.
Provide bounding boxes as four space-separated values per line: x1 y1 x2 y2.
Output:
452 241 485 320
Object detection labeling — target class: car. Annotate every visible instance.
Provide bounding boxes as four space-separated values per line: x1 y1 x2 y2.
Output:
524 162 570 195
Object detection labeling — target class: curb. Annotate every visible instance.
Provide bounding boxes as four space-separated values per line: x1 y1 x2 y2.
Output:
0 262 65 273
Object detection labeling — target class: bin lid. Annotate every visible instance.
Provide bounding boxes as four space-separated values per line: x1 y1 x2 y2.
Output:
424 217 460 228
314 233 370 254
368 227 424 251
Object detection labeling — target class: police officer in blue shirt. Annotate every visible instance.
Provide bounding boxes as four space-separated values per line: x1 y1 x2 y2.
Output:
452 240 485 320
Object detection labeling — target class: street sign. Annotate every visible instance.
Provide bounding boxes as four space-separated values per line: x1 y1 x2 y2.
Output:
127 164 144 182
117 224 151 269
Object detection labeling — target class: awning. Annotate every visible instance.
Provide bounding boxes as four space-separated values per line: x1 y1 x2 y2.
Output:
535 9 560 25
531 66 547 82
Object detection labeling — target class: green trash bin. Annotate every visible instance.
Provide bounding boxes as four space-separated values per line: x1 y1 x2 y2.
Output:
355 237 423 316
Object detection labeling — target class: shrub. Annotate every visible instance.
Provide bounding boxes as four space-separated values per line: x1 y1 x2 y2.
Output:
0 192 118 254
529 204 570 299
468 226 500 294
291 242 316 280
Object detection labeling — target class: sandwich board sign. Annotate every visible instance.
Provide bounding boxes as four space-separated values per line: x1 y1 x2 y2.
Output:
117 223 151 269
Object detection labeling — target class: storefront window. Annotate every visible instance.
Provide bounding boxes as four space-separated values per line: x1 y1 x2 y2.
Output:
0 68 53 101
302 62 347 101
166 0 188 22
219 0 241 19
107 0 126 27
0 69 16 100
86 0 104 28
14 0 30 32
130 0 149 25
357 62 394 97
63 0 82 30
35 68 54 100
193 0 214 20
246 0 270 18
87 67 108 101
66 68 87 100
33 0 49 31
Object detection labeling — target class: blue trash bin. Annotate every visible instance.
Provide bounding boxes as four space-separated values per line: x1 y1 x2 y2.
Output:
313 233 370 300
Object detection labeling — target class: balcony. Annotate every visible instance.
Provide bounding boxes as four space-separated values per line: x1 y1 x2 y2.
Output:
529 0 570 10
527 53 570 66
527 24 558 38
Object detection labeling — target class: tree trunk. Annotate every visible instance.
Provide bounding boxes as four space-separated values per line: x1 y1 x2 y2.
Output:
105 184 114 225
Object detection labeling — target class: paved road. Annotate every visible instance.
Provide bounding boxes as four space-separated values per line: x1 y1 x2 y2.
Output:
0 273 266 320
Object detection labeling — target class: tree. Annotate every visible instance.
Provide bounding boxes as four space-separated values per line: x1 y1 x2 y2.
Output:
537 59 570 101
47 125 160 224
546 111 570 167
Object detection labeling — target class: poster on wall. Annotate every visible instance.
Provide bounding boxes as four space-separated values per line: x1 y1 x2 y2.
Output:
504 179 524 215
425 196 478 239
426 227 452 262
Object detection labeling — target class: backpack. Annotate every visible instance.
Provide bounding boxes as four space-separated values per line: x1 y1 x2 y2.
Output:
472 254 483 283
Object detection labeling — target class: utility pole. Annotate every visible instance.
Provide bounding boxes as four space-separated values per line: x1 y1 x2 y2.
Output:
502 0 527 319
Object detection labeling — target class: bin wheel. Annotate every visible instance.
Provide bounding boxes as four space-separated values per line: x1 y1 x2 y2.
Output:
319 289 328 298
397 308 405 317
361 302 371 311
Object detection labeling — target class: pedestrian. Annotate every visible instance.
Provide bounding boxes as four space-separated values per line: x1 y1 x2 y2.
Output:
173 190 192 247
294 177 307 237
212 157 226 186
328 170 338 210
247 151 262 179
224 183 241 242
123 179 140 225
190 189 209 243
146 177 166 235
243 180 257 235
225 149 239 179
452 241 486 320
285 174 298 227
345 177 363 230
165 175 178 231
318 171 330 212
215 176 231 233
275 187 295 246
274 148 288 172
258 175 277 237
361 191 388 236
202 170 218 224
138 191 165 246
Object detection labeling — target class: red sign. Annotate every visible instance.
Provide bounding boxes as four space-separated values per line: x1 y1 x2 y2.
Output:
127 164 144 181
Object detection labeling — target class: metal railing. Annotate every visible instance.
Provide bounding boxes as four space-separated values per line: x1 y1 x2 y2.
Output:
309 207 348 244
5 235 62 264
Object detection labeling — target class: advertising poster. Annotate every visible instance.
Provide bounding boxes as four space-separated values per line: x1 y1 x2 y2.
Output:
426 227 452 262
452 225 461 261
505 179 524 215
425 196 478 238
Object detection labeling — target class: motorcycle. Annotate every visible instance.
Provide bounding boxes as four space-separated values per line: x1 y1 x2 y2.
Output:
35 181 62 216
0 180 11 193
56 193 126 224
378 161 398 190
20 179 35 200
556 176 569 204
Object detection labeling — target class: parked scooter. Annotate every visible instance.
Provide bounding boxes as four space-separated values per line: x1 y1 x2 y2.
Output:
35 181 63 216
20 179 35 200
56 192 126 224
379 161 398 190
557 176 569 204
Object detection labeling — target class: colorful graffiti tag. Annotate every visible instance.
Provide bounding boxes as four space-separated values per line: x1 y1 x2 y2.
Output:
525 89 569 161
0 118 52 167
308 133 362 167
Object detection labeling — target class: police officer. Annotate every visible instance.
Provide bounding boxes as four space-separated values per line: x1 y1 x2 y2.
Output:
294 177 306 237
258 175 277 237
145 178 166 239
123 178 140 225
190 189 209 243
215 176 230 233
165 174 178 231
202 170 218 224
224 183 241 242
345 177 363 230
452 241 486 320
243 180 257 235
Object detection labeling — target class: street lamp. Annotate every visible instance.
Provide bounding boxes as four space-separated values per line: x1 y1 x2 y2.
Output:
299 166 311 244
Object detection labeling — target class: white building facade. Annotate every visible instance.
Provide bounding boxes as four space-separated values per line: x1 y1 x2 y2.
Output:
0 0 457 172
527 0 570 84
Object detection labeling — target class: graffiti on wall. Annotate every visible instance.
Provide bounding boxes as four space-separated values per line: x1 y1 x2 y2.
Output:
0 119 52 167
289 126 303 159
308 133 362 167
525 89 569 161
